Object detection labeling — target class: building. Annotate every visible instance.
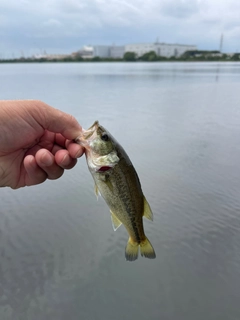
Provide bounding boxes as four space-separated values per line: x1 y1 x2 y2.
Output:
73 42 197 60
93 45 124 58
72 46 93 59
110 46 125 58
92 45 110 58
32 53 70 60
74 45 125 59
125 42 197 58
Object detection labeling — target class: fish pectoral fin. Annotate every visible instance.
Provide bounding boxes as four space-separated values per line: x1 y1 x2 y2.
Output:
105 178 114 192
99 174 114 192
140 237 156 259
143 196 153 221
110 211 122 231
125 238 139 261
94 184 100 199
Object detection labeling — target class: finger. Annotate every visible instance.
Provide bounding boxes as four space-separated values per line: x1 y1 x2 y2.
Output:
24 155 48 186
65 140 85 158
35 149 64 180
52 144 62 155
55 133 66 147
25 100 83 140
55 150 77 169
38 130 55 150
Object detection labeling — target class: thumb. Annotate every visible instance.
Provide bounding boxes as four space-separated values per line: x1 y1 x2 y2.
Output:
26 100 82 140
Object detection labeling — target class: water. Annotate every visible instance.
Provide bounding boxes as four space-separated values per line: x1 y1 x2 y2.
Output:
1 62 240 320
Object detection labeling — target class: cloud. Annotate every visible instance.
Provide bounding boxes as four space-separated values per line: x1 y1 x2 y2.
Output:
160 0 199 19
0 0 240 56
42 19 62 28
59 0 88 13
0 13 7 27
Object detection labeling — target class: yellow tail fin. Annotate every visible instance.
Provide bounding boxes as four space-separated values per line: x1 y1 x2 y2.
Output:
125 238 139 261
140 237 156 259
125 237 156 261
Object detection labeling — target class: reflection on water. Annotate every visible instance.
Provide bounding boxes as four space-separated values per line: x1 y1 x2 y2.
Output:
1 62 240 320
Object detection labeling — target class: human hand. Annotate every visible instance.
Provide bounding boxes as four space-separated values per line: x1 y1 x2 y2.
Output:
0 100 84 189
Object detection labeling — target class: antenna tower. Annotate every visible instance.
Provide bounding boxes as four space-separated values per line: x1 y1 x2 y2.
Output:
219 33 223 53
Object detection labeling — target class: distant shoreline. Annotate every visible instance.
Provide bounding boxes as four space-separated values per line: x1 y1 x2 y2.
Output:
0 58 239 63
1 50 240 63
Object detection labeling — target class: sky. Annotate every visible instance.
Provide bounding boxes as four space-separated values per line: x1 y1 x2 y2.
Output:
0 0 240 58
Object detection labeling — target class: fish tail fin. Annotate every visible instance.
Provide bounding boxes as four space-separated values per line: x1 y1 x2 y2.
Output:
125 238 139 261
140 237 156 259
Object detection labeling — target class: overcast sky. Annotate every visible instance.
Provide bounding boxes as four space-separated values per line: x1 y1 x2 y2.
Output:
0 0 240 57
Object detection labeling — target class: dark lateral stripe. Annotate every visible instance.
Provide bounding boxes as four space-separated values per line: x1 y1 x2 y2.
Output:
130 218 141 243
117 187 141 243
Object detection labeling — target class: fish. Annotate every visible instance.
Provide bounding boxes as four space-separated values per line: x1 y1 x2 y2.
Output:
76 121 156 261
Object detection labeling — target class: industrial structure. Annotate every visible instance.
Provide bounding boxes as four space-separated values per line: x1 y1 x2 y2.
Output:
73 42 197 59
73 45 125 59
125 42 197 58
72 46 93 59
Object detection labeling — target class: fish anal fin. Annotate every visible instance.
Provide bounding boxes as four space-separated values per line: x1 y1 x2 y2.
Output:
125 238 139 261
143 196 153 221
110 210 122 231
140 237 156 259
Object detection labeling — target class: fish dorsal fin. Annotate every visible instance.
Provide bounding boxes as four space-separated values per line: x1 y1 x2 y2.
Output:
110 210 122 231
143 196 153 221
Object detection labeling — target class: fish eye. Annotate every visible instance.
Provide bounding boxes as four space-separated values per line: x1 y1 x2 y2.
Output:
101 133 109 141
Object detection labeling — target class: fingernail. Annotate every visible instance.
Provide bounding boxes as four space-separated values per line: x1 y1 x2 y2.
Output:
41 153 53 166
75 148 84 158
62 154 69 165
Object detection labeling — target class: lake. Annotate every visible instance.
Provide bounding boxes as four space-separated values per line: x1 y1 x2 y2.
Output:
1 62 240 320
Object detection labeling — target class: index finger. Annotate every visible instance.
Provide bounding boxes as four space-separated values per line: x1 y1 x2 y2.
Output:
66 140 85 158
54 133 85 158
25 100 83 140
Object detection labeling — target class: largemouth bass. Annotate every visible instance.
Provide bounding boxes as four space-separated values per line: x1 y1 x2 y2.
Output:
76 121 156 261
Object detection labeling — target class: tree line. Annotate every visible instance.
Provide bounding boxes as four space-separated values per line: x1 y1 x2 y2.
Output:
123 51 240 61
1 50 240 63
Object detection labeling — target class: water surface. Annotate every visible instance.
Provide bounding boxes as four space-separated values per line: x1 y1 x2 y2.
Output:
1 62 240 320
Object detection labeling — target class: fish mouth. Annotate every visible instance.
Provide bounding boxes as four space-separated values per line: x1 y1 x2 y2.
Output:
75 120 99 147
97 166 112 173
